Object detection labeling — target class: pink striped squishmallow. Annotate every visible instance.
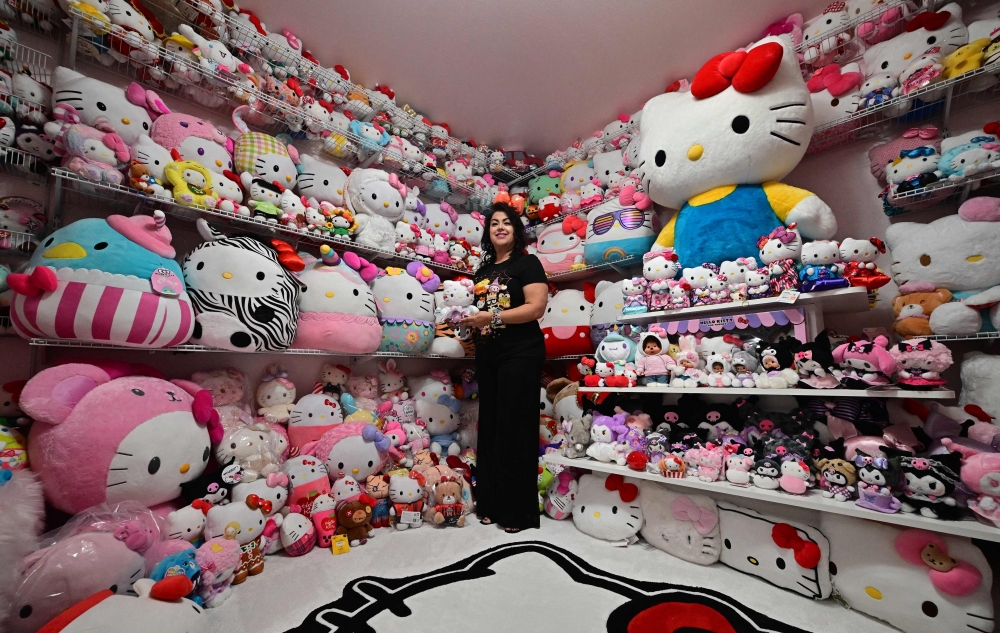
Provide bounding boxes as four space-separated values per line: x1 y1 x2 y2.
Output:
6 211 194 348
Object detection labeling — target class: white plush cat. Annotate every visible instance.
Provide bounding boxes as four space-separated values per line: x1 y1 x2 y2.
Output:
592 150 625 187
572 473 642 542
345 168 406 251
297 154 347 208
639 37 836 266
561 160 594 193
862 3 967 82
590 280 625 326
638 482 721 565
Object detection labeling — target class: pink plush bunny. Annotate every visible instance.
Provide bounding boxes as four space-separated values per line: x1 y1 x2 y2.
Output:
944 439 1000 527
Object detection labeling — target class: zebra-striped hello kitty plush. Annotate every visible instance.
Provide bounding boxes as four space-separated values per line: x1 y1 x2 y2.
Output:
639 37 837 266
182 219 305 351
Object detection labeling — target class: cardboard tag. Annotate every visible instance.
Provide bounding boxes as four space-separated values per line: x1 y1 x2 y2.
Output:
401 511 422 526
151 268 183 296
777 289 800 304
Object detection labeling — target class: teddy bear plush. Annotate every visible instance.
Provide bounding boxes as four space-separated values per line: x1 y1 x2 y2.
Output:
431 476 466 527
336 497 375 546
891 284 953 337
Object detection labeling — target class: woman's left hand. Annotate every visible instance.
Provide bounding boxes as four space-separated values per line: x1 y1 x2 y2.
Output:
459 311 492 329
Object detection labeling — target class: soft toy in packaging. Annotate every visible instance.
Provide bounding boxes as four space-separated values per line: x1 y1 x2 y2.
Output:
293 245 380 353
0 195 45 249
345 168 406 251
48 120 131 185
21 363 219 514
638 481 720 565
798 240 850 292
7 212 195 347
417 395 462 457
821 514 993 633
572 473 642 543
528 216 585 274
371 262 439 354
640 38 837 266
182 219 305 351
540 286 594 358
718 502 832 599
885 197 1000 335
255 364 295 424
592 149 624 187
52 67 165 145
584 184 655 264
589 280 626 347
302 421 389 482
191 367 252 429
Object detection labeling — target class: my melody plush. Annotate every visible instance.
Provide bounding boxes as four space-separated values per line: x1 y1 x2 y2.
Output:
182 219 305 351
20 362 220 514
885 197 1000 335
640 37 837 266
832 336 896 387
293 246 381 353
7 212 195 348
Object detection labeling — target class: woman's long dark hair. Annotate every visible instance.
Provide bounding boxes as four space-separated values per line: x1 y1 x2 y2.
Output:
479 202 527 267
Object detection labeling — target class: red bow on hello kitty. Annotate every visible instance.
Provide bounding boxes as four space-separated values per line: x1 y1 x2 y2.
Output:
246 494 272 515
191 499 213 515
691 42 784 100
562 216 587 238
604 474 638 503
905 10 950 33
771 523 821 569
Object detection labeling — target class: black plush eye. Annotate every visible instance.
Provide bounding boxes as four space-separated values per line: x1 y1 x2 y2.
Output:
830 98 840 107
367 460 373 467
880 61 889 70
926 36 936 45
371 193 377 200
579 305 585 311
131 388 144 396
203 446 210 461
142 122 149 130
579 505 585 512
353 289 359 296
921 601 938 617
196 262 204 270
272 165 279 172
337 462 344 469
147 456 160 474
406 292 413 300
256 272 265 280
19 605 32 618
44 237 53 247
611 506 618 514
94 242 108 250
731 115 750 134
109 584 118 593
776 558 786 570
655 149 666 167
96 102 107 111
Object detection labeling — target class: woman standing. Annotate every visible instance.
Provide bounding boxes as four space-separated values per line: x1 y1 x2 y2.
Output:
460 203 548 533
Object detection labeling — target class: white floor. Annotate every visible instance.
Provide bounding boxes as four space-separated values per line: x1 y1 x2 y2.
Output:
212 516 898 633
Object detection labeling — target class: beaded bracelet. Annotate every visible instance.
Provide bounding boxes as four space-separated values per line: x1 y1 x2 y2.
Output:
491 308 503 329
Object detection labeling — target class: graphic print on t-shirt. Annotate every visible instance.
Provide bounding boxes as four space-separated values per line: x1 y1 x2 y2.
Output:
474 274 511 338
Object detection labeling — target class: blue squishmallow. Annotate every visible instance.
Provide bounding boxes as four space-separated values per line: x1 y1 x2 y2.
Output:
584 184 656 264
6 211 195 347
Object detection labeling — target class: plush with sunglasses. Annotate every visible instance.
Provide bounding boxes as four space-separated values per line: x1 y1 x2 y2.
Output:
583 184 655 264
640 37 837 266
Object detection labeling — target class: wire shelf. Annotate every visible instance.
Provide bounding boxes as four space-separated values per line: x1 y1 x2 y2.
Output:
808 55 1000 155
578 384 954 399
0 40 54 121
508 119 641 187
0 146 45 181
5 0 62 39
28 337 473 358
923 331 1000 342
883 162 1000 215
545 255 640 283
0 227 37 253
52 168 472 277
0 315 12 334
795 0 915 72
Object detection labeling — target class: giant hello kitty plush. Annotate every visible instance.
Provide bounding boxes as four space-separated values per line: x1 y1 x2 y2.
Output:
539 286 594 357
21 363 220 514
345 168 407 251
639 37 837 266
292 246 381 353
371 263 439 354
51 67 165 145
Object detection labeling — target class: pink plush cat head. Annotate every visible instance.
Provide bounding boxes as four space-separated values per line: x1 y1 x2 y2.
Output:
21 364 220 514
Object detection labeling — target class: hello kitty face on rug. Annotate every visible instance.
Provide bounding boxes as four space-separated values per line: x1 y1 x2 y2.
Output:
297 154 347 207
205 496 266 544
718 502 832 599
561 160 595 193
639 483 721 565
637 38 812 210
862 4 967 80
52 67 153 145
573 473 642 542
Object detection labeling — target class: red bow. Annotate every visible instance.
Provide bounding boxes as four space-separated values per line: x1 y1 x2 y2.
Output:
771 523 821 569
246 494 273 515
868 237 886 254
604 474 638 503
562 216 587 238
374 84 395 99
905 10 950 33
691 42 784 100
722 334 743 347
191 499 213 515
7 265 58 297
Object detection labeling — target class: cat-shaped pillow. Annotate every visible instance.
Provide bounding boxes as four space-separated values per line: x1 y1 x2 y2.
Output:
639 37 837 266
638 482 721 565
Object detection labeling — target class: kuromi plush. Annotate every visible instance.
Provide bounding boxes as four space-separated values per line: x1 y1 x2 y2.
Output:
20 363 219 514
572 473 642 543
639 37 837 265
885 197 1000 335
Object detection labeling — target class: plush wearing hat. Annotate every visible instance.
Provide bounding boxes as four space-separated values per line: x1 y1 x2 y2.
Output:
230 105 298 186
345 168 407 251
832 336 897 388
7 213 195 347
21 363 220 514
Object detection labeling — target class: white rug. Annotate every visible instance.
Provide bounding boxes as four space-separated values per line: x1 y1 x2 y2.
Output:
212 518 898 633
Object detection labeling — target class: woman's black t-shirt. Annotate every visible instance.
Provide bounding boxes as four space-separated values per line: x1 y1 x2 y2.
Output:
473 254 547 353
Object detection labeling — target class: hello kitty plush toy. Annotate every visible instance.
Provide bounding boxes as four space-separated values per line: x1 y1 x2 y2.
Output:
302 422 389 483
726 453 754 486
719 257 757 302
682 264 720 307
539 287 595 357
371 263 440 354
839 236 890 290
377 360 408 402
705 266 731 305
345 168 406 251
255 364 296 424
859 73 900 109
280 455 330 518
641 37 837 266
757 224 802 295
666 278 691 309
191 367 253 430
621 277 648 315
388 470 425 530
886 146 943 195
47 120 130 185
435 278 478 325
801 2 854 68
528 217 586 274
642 250 680 311
798 240 850 292
745 267 772 299
572 473 642 543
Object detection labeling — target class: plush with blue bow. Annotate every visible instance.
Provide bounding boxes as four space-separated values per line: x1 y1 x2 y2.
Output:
939 136 1000 181
349 120 391 163
418 394 463 457
886 146 942 195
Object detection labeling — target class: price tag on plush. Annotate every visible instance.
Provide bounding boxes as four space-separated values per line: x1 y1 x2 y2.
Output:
151 267 184 296
400 511 423 526
777 289 800 304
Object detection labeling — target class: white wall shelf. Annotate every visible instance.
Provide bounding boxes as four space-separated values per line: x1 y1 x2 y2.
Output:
545 256 640 283
544 454 1000 542
924 331 1000 342
577 385 955 399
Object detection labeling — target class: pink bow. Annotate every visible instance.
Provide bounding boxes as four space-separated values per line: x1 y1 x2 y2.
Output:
266 472 289 488
794 351 813 361
470 211 485 226
102 133 131 164
902 127 939 140
983 143 1000 151
671 496 718 535
619 185 651 210
388 173 407 198
440 202 459 222
768 224 798 244
805 64 863 97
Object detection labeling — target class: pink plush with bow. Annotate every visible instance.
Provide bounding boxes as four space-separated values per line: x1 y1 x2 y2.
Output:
619 185 651 210
806 64 863 96
388 172 407 198
440 201 459 223
671 495 718 535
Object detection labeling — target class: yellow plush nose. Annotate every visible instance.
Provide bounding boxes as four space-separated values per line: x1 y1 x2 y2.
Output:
215 159 223 167
121 117 130 125
326 291 335 298
593 512 601 518
383 297 390 302
352 468 359 474
43 242 87 259
222 272 233 279
968 254 984 262
687 144 704 161
903 53 912 60
179 463 190 474
384 202 390 208
561 308 568 313
286 175 293 182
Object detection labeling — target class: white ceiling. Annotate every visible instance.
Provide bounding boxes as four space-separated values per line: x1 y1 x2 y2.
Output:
239 0 834 155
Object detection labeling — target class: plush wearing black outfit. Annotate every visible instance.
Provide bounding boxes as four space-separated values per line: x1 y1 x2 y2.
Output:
473 253 547 530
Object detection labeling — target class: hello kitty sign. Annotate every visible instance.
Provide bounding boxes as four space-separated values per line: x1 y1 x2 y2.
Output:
638 37 837 266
